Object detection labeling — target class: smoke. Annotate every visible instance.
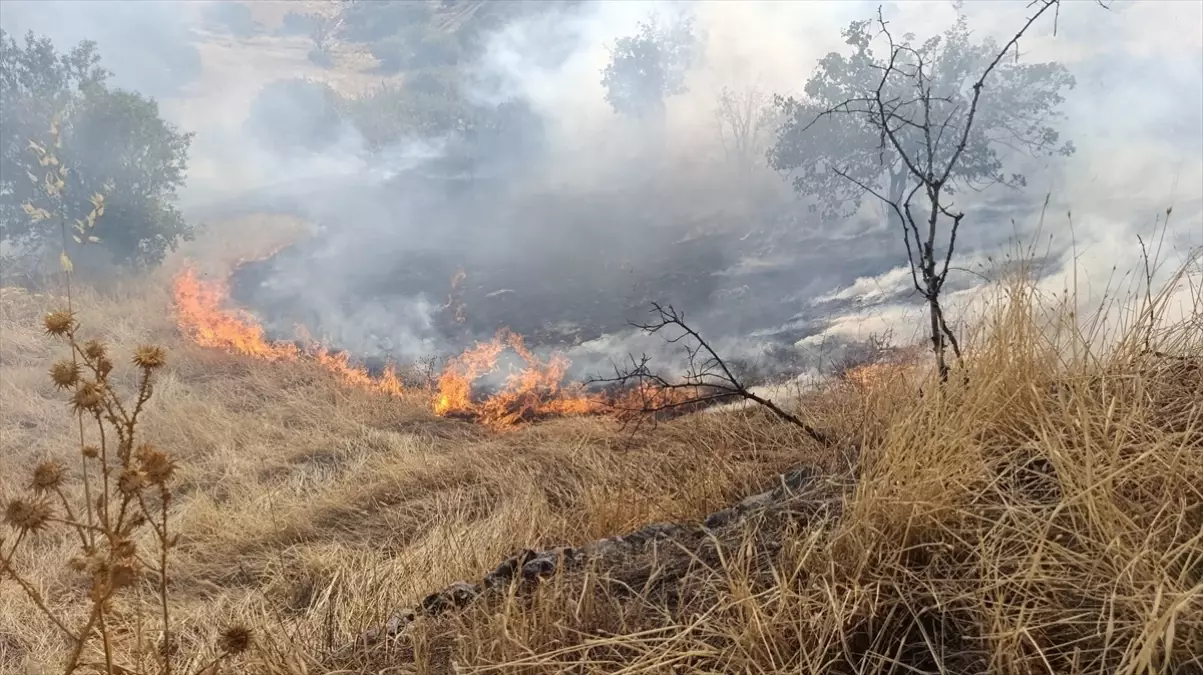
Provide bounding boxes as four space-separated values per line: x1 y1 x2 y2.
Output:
3 0 1200 380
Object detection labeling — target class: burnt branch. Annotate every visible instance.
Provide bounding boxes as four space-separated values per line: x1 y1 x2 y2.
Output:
589 303 834 447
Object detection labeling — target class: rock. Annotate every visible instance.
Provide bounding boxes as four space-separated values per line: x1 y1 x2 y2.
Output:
345 463 835 660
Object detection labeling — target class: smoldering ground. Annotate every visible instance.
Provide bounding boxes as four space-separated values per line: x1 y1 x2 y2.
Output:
4 0 1200 383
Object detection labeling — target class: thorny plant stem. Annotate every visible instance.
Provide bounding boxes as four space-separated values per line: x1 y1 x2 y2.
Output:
159 487 172 675
59 217 96 548
63 605 101 675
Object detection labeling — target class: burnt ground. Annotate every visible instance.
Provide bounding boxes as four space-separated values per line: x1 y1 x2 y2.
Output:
221 168 910 373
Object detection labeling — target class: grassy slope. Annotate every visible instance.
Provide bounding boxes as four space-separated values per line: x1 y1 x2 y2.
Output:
2 217 1200 673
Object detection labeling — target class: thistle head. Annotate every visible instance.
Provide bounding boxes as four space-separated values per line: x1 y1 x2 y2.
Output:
30 460 66 494
4 498 53 533
49 360 80 390
43 310 74 337
132 345 167 370
71 381 104 414
136 444 176 485
82 339 107 361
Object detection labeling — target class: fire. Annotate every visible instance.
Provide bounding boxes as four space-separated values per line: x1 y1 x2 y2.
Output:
433 335 506 417
171 263 702 431
433 329 604 429
172 265 406 397
173 267 299 361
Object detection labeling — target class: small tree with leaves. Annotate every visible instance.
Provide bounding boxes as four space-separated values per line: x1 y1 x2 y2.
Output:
768 2 1074 381
0 29 193 273
600 13 700 121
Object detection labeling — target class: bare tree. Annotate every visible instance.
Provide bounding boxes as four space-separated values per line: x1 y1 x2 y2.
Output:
785 0 1065 382
714 84 778 171
590 303 834 446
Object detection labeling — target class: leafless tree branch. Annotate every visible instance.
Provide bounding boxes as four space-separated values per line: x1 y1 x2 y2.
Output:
589 303 835 447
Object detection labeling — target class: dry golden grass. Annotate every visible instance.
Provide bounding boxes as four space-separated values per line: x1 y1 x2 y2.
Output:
2 222 1200 674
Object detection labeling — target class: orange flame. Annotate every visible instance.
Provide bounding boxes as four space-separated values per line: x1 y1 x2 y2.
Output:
172 265 405 397
432 329 604 429
173 267 299 361
172 263 705 430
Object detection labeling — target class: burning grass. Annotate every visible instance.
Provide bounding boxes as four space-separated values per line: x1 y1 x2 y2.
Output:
2 231 1201 673
172 263 706 430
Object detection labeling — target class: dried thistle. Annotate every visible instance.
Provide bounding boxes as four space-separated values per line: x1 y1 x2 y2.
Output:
96 356 114 379
217 624 253 654
113 538 137 559
4 498 53 533
137 444 176 485
49 360 80 390
117 468 146 496
71 381 104 414
30 460 66 494
82 339 107 361
109 562 138 590
81 445 100 459
43 310 75 337
132 345 168 370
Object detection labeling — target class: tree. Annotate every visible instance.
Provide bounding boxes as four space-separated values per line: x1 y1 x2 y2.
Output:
600 13 699 120
307 13 343 68
714 84 781 172
767 2 1073 381
245 78 345 155
768 6 1075 230
338 0 433 44
0 29 193 271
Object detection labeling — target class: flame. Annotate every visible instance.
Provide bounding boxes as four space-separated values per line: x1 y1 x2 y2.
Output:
173 267 299 360
172 265 405 397
172 262 707 430
433 329 604 429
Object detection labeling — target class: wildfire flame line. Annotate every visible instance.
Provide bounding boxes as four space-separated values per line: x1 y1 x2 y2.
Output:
171 265 619 428
172 266 404 397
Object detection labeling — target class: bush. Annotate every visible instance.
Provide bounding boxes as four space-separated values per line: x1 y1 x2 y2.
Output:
340 0 433 43
203 1 260 37
245 78 345 155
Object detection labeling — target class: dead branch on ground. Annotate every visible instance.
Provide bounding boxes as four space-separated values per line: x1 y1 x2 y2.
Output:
590 303 834 447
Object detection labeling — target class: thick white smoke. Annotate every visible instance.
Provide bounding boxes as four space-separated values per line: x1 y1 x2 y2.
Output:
3 0 1199 379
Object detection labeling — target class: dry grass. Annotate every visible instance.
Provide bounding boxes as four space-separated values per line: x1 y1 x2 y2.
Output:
2 223 1200 674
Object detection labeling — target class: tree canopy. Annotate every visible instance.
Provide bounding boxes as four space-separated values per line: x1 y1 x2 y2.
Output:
1 29 193 270
768 11 1076 226
601 14 699 119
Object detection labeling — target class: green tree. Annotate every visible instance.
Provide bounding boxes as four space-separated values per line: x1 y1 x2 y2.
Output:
768 9 1075 230
0 29 193 270
246 78 345 154
601 13 699 119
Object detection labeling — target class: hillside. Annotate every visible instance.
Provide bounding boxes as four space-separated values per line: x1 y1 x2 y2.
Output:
2 217 1200 673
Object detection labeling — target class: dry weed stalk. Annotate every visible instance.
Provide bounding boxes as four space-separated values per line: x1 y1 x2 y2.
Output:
1 315 251 674
2 124 250 674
